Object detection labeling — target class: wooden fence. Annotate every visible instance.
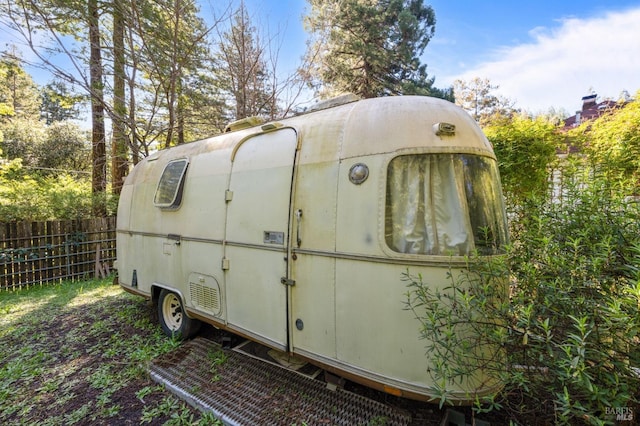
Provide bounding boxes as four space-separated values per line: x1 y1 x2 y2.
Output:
0 217 116 291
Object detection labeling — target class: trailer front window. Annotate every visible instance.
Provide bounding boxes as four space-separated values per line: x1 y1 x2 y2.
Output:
385 154 508 256
154 159 188 209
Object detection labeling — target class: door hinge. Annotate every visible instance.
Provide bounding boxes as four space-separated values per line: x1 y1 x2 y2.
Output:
280 277 295 286
222 258 230 270
225 190 234 202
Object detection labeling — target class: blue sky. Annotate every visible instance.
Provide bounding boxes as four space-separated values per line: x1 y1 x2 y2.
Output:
215 0 640 114
3 0 639 115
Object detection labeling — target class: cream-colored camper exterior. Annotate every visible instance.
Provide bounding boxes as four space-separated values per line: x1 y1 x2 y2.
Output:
116 95 509 403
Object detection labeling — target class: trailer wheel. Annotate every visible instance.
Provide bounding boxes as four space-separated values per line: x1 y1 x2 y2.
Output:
158 289 201 339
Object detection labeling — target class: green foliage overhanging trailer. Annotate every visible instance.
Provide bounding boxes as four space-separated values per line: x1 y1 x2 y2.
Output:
115 95 509 403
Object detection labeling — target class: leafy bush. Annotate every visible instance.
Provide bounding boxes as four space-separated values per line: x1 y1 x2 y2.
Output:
0 117 46 166
483 115 560 205
403 255 510 408
37 121 91 173
578 90 640 194
405 165 640 425
0 159 99 221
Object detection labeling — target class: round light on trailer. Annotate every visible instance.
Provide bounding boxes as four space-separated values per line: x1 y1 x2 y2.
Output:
349 163 369 185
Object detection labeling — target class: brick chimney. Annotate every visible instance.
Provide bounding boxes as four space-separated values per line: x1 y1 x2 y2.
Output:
581 94 597 111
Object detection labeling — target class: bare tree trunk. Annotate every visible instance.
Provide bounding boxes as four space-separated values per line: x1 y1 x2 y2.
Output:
111 0 128 194
177 83 185 145
89 0 107 215
163 0 181 149
127 0 142 164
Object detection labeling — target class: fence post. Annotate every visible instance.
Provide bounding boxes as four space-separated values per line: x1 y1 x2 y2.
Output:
0 223 8 290
0 217 117 290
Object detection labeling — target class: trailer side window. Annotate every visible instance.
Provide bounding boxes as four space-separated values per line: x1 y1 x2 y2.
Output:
154 159 188 209
385 154 508 256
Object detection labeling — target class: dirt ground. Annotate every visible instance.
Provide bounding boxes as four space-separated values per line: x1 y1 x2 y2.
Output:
0 288 207 425
0 282 502 425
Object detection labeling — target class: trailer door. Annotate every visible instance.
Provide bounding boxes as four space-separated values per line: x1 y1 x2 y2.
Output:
224 128 297 350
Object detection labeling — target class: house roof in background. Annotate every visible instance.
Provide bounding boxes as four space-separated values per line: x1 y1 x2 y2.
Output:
562 95 626 130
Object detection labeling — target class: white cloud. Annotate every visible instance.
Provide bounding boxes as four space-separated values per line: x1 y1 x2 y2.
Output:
454 7 640 113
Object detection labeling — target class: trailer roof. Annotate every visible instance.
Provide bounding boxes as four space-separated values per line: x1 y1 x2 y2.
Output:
138 95 493 171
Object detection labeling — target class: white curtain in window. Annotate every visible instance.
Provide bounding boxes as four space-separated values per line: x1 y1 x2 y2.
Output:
387 155 471 255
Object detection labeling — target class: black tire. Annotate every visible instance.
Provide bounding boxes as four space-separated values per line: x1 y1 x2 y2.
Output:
157 289 201 339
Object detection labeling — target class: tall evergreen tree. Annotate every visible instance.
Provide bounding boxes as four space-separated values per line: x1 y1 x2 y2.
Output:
0 55 44 165
1 0 109 214
0 53 41 121
88 0 107 215
40 80 84 124
304 0 450 99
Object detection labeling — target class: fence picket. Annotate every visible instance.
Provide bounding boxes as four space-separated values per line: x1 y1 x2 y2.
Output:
0 217 117 290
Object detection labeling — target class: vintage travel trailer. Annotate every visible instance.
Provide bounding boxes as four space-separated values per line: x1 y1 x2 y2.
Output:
116 95 509 403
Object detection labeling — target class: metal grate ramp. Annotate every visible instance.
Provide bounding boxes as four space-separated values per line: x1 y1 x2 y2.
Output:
149 337 412 426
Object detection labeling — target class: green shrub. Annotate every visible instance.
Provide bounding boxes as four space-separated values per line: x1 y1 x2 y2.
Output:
405 166 640 425
484 114 560 205
579 90 640 192
403 255 511 408
0 159 99 221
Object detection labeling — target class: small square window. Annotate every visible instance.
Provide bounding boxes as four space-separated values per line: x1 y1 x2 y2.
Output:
154 159 188 209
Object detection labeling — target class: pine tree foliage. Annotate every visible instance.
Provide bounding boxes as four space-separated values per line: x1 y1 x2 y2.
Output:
304 0 451 99
0 55 45 166
0 54 41 121
0 55 90 175
40 80 85 124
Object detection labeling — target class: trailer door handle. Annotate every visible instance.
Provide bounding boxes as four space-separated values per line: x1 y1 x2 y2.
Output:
295 209 303 247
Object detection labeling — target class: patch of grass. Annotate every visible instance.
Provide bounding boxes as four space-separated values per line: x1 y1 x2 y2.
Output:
207 348 229 382
136 384 164 402
64 402 93 424
141 395 181 423
0 277 217 425
367 415 390 426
